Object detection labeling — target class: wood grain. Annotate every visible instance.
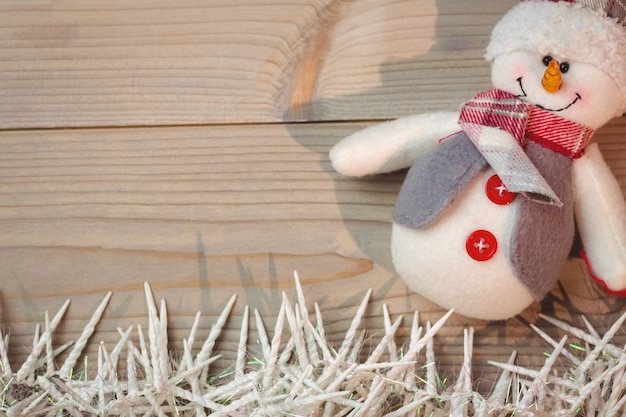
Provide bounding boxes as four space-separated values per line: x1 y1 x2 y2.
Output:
1 0 625 394
0 0 516 128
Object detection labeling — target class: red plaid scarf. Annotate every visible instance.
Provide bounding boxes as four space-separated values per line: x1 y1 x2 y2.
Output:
458 89 595 206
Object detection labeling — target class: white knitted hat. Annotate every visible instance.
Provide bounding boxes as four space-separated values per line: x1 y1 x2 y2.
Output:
485 0 626 113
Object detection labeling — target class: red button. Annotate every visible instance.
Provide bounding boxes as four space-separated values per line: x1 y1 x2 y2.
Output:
466 230 497 261
486 174 516 205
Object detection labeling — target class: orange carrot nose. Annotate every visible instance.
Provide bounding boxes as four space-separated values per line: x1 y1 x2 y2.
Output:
542 59 562 93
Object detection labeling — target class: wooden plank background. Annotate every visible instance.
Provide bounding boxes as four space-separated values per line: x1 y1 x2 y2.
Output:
1 0 625 393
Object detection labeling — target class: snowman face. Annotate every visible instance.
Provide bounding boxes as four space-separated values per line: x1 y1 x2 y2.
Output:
491 50 623 129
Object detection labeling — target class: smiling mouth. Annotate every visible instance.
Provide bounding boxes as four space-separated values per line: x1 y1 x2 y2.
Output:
516 77 581 112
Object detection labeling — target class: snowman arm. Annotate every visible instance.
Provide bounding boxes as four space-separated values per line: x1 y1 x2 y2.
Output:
573 143 626 292
330 111 460 177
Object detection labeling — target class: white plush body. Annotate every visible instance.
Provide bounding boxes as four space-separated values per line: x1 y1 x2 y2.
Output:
332 114 536 319
331 113 626 320
392 168 534 319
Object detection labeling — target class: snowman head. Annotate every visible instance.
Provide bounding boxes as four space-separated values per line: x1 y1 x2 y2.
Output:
485 0 626 129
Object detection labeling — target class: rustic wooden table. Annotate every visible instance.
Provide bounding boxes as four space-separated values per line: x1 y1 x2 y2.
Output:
1 0 625 392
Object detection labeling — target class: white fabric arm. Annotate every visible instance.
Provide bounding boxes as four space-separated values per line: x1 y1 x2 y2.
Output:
573 142 626 292
329 112 460 177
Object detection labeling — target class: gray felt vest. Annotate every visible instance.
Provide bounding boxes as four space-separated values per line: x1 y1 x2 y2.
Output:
392 132 574 300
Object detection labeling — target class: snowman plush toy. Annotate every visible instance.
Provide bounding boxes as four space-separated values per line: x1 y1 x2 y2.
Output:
330 0 626 320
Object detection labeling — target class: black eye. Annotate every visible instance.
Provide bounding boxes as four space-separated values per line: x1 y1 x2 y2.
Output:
560 62 570 73
542 55 553 66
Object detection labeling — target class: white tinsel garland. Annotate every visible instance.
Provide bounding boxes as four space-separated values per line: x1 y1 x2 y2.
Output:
1 272 625 416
